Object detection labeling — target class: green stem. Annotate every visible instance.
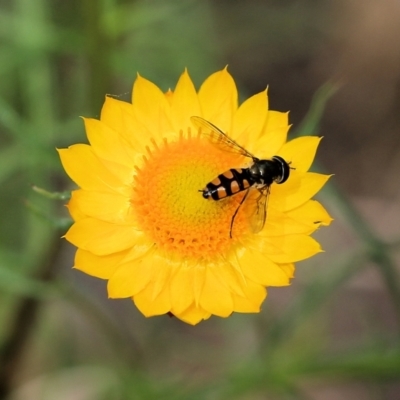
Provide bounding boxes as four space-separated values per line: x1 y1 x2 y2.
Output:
32 185 71 201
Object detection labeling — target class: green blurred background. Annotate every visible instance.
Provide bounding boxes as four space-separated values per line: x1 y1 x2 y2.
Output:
1 0 400 399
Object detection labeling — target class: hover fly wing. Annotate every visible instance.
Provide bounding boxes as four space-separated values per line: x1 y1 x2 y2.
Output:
191 116 256 159
247 186 270 234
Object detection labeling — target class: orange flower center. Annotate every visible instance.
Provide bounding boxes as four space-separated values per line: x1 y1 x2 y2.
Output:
132 131 249 260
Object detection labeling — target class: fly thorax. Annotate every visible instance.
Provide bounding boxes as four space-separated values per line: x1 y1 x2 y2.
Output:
249 161 273 186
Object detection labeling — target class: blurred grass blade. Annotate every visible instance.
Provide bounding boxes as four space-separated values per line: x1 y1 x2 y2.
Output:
293 344 400 381
32 185 71 200
25 199 72 230
293 81 340 137
225 341 400 398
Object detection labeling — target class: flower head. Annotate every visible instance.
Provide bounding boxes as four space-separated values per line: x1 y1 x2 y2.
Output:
59 68 332 325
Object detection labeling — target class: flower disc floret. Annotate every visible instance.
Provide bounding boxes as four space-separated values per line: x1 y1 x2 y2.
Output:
132 133 247 260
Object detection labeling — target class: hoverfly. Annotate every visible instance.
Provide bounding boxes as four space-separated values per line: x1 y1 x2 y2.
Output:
191 116 290 238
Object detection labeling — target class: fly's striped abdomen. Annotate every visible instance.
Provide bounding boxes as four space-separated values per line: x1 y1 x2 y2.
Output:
202 168 253 200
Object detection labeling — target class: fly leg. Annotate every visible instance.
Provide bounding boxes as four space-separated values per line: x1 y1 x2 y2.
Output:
229 190 250 239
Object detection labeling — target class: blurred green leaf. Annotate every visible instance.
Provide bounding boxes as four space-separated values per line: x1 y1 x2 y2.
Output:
305 345 400 380
0 262 54 299
293 81 340 137
0 144 24 185
0 97 22 138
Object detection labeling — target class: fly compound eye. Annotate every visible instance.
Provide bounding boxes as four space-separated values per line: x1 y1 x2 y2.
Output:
272 156 290 184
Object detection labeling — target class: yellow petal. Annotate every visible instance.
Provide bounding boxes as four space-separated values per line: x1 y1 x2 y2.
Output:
84 118 136 168
199 267 233 317
175 304 211 325
233 280 266 312
267 110 289 130
131 74 173 140
74 248 127 279
257 125 290 158
65 218 142 255
150 256 174 300
278 136 322 173
108 256 153 298
279 263 295 279
101 95 132 130
171 69 201 132
98 158 136 188
193 265 206 307
249 234 322 264
164 88 173 105
286 200 333 227
232 293 261 313
134 281 171 316
270 171 331 212
209 259 246 297
169 268 195 315
198 67 237 132
71 190 135 224
260 206 318 237
66 191 86 221
232 90 268 145
236 248 293 286
58 145 127 193
101 96 148 154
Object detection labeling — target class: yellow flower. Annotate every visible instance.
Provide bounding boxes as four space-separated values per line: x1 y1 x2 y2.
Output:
58 68 332 325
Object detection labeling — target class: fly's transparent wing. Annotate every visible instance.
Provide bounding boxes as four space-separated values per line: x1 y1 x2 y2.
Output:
248 186 270 234
191 116 255 159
